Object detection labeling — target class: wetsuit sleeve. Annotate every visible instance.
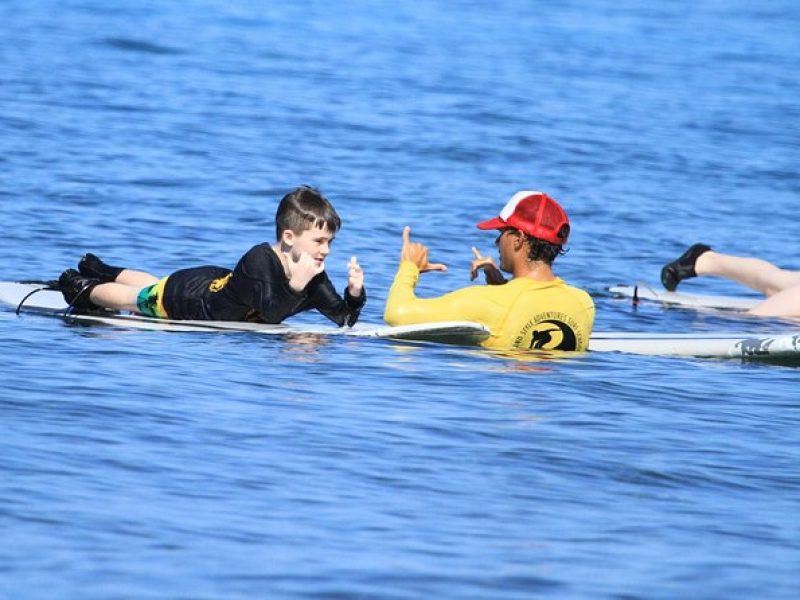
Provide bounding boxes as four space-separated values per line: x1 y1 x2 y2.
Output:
307 273 366 327
383 261 486 325
234 247 308 323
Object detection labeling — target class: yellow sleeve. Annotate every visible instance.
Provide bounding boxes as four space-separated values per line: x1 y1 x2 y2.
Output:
383 261 485 326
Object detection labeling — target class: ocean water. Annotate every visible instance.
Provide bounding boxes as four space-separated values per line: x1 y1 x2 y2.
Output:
1 1 799 598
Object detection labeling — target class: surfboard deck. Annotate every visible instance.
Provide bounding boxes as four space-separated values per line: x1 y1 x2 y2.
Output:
608 284 760 311
0 281 491 345
3 282 798 361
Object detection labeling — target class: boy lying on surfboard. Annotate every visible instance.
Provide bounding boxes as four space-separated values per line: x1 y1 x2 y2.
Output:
57 186 366 326
384 191 595 351
661 244 800 318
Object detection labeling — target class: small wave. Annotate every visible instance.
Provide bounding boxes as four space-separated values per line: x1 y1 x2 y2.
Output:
99 37 183 56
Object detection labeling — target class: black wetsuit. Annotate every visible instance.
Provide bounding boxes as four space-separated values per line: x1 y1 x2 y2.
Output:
161 244 365 326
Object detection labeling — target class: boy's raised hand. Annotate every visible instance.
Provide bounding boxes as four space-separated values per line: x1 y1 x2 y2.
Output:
287 251 324 292
401 226 447 273
347 256 364 297
470 247 506 285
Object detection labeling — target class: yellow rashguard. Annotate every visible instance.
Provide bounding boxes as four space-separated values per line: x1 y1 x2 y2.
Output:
384 261 595 351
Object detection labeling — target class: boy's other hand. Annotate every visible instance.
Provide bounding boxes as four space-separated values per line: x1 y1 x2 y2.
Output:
347 256 364 297
470 247 506 284
287 251 324 292
401 226 447 273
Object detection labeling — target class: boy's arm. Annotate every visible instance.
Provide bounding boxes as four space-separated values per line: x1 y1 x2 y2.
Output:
234 245 308 323
240 246 364 325
307 272 366 327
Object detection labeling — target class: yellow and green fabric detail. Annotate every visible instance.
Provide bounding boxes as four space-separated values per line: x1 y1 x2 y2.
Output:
136 276 169 318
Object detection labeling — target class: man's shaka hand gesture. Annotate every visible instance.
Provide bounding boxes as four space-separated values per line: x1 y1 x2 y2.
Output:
470 247 506 285
401 226 447 273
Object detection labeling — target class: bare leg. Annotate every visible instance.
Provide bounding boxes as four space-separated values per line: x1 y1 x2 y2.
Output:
749 283 800 317
115 269 159 287
88 283 141 312
695 252 800 297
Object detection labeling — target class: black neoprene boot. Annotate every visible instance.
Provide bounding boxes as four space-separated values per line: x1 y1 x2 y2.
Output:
660 243 711 291
78 253 124 283
58 269 102 311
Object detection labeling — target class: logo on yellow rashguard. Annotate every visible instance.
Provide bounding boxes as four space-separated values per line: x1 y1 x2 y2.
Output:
528 320 577 350
209 273 233 292
514 312 582 351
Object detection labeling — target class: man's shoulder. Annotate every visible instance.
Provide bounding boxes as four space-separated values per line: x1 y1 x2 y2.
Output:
558 279 594 306
513 276 593 303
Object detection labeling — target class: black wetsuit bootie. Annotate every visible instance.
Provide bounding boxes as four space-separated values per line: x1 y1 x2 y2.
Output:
58 269 102 311
660 243 711 291
78 253 124 283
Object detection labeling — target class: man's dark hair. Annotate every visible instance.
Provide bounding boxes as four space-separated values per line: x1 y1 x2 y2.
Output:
524 223 569 265
275 185 341 240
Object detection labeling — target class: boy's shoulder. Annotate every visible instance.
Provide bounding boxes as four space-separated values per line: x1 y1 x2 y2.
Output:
234 243 281 273
239 242 277 261
244 241 274 253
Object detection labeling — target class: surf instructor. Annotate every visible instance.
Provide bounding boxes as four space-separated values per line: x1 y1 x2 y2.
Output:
383 190 595 351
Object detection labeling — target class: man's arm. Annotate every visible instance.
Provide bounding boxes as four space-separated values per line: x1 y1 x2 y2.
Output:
383 260 488 326
383 227 483 326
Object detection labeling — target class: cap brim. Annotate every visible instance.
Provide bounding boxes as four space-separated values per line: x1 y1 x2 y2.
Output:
476 216 506 230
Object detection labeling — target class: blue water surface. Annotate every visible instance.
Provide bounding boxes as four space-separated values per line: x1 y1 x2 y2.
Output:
1 1 799 598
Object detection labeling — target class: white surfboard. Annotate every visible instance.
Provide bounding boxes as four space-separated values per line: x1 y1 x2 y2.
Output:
608 284 760 311
0 281 491 345
3 281 799 361
589 330 800 360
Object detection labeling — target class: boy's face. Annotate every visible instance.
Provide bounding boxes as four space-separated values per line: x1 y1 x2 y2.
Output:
282 225 335 268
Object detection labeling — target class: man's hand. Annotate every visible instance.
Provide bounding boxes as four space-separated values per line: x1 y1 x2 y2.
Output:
401 226 447 273
347 256 364 297
286 251 324 292
470 247 506 285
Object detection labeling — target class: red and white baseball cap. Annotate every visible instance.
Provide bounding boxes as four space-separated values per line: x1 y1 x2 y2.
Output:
476 191 570 245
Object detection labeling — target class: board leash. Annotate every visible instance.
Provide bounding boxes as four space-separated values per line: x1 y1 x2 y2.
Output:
15 280 60 316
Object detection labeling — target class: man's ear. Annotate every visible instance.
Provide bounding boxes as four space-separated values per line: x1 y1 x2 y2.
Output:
513 232 526 252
